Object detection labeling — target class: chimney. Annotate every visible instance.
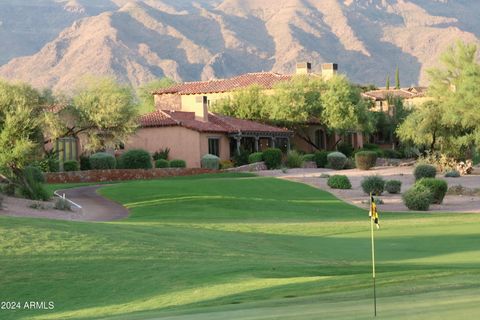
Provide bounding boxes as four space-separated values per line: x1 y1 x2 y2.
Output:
296 62 312 75
195 95 209 122
321 63 338 80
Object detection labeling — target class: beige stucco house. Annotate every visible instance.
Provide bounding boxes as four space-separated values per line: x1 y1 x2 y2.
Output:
137 62 364 162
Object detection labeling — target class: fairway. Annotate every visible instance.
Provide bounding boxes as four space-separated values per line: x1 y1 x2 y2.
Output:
1 173 479 319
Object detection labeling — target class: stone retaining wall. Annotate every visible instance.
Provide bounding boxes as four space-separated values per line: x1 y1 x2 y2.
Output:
46 168 217 184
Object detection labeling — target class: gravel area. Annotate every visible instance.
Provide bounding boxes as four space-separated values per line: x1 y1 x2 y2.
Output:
257 166 480 213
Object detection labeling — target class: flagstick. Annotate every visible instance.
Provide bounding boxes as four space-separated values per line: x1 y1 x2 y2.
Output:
370 193 377 317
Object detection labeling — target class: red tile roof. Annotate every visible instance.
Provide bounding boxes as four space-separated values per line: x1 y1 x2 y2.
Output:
139 110 291 135
139 110 178 127
153 72 293 95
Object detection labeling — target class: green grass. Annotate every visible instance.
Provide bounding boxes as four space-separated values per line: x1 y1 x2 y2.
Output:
1 173 479 319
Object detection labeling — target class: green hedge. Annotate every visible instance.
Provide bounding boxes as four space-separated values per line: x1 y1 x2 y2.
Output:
414 164 437 180
302 154 315 162
170 159 186 168
314 151 329 168
119 149 153 169
263 148 282 169
416 178 448 204
286 150 304 168
89 152 116 170
63 160 79 172
361 176 385 195
155 159 170 168
337 142 354 158
385 180 402 194
248 152 263 164
79 155 91 171
327 175 352 189
403 185 433 211
355 151 377 170
201 154 220 170
327 152 347 170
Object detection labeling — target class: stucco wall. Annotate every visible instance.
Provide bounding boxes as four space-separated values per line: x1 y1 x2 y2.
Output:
125 126 203 167
200 133 231 161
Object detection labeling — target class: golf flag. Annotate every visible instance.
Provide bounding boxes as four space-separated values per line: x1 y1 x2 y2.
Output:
369 194 380 229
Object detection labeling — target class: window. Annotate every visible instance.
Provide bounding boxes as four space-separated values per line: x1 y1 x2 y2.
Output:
208 138 220 156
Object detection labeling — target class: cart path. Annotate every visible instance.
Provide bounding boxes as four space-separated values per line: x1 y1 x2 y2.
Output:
57 185 129 221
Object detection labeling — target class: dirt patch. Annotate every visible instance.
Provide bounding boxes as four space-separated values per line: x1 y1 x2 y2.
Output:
1 185 128 221
257 167 480 213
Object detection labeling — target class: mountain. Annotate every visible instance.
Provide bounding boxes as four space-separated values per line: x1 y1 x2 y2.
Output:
0 0 479 92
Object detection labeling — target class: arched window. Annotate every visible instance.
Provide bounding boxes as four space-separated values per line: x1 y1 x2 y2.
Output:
314 129 325 149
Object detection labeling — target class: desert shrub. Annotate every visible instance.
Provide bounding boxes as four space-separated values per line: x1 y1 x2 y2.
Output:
54 198 72 211
152 147 170 161
363 143 380 150
79 155 91 171
248 152 263 164
155 159 170 168
416 178 448 204
302 153 315 162
327 152 347 170
201 154 220 170
89 152 116 170
402 185 433 211
319 173 330 178
344 157 356 169
233 148 250 166
314 151 329 168
19 170 49 201
445 170 460 178
361 176 385 195
337 142 354 158
0 193 4 208
414 164 437 180
220 160 234 169
327 175 352 189
119 149 153 169
2 183 15 196
63 160 79 172
385 180 402 194
416 151 458 172
355 151 378 170
263 148 282 169
286 150 304 168
24 166 45 183
170 159 186 168
382 149 402 159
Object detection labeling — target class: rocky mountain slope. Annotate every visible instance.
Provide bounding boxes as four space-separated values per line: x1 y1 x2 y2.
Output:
0 0 479 92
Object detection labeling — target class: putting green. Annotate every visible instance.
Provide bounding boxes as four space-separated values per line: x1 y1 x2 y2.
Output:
0 173 479 320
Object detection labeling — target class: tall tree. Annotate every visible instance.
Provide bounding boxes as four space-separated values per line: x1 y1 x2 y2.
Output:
212 85 271 121
395 66 400 89
321 75 374 145
0 80 46 187
398 41 480 159
136 78 175 114
45 76 139 151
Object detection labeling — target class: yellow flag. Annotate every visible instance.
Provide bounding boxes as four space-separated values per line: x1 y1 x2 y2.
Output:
369 194 380 229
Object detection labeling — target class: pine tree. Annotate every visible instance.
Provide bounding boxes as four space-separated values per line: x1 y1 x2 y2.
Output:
395 66 400 89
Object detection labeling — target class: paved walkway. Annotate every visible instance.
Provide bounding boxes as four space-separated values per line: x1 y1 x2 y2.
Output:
56 186 129 221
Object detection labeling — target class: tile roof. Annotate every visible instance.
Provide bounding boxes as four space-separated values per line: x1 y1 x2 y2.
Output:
153 72 293 95
138 110 178 127
139 110 291 135
362 87 428 101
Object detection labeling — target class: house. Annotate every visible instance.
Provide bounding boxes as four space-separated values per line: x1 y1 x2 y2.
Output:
362 87 429 114
140 62 364 160
125 104 291 168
